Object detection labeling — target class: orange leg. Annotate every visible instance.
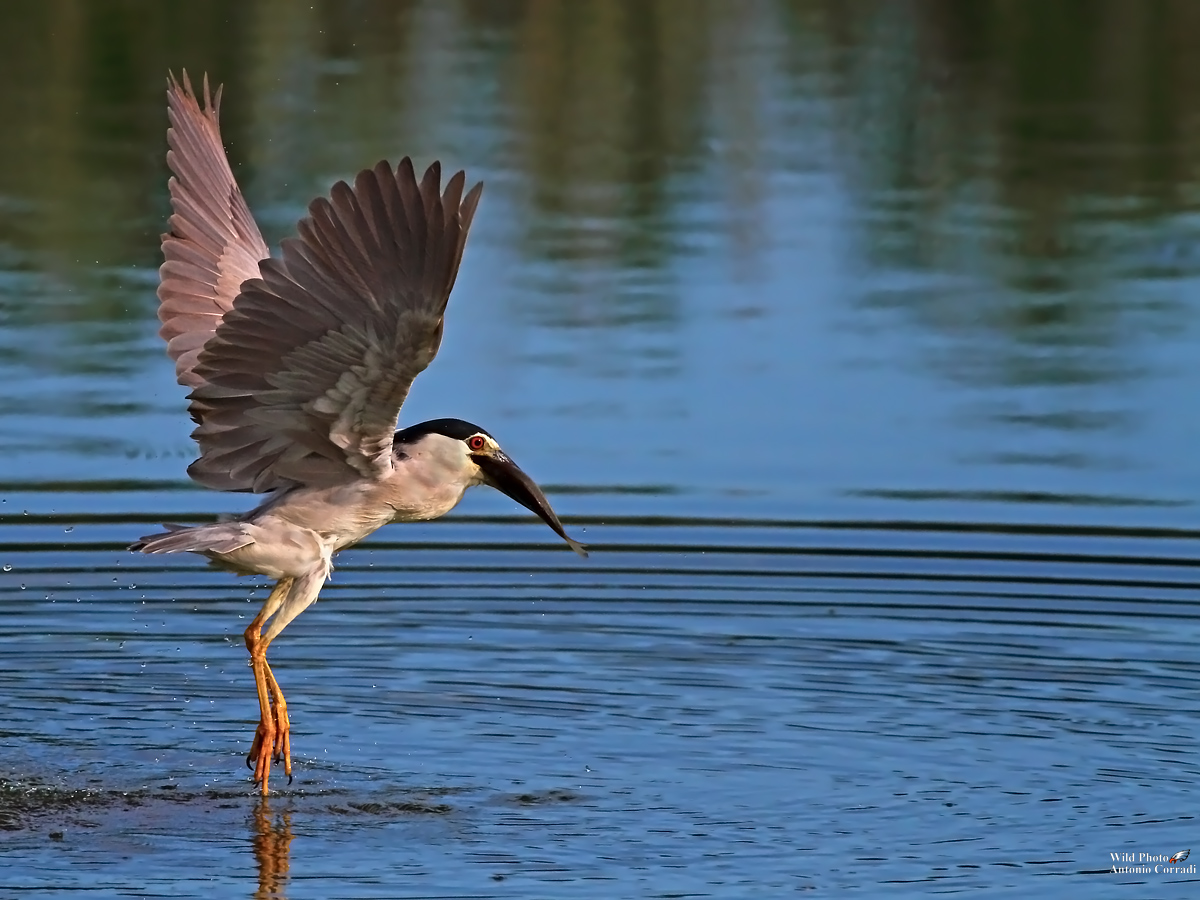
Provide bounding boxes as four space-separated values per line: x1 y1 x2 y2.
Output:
244 577 293 795
263 659 291 778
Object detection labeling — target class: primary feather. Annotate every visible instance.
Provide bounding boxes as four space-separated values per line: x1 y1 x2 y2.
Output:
158 72 270 389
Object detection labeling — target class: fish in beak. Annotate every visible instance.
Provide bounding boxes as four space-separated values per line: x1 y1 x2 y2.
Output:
473 451 588 557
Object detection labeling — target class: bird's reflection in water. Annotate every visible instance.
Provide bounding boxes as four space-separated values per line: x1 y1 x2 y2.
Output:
251 797 294 900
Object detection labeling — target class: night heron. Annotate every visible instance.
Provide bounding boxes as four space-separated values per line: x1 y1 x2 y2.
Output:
131 73 586 794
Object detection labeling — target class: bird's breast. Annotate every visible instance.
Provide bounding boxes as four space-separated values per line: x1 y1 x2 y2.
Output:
251 468 469 554
251 482 395 552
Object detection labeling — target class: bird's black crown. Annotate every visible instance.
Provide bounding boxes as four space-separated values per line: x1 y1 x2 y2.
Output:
393 418 493 446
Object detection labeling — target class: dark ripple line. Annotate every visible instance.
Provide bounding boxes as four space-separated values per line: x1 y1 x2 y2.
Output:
6 508 1200 541
7 534 1200 574
70 577 1200 605
13 546 1200 584
8 595 1195 629
10 568 1200 605
93 561 1200 594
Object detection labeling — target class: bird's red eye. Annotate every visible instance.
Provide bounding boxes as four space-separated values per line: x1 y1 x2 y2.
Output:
468 435 486 451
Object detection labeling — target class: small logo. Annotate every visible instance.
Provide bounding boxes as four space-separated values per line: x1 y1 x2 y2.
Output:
1170 849 1190 864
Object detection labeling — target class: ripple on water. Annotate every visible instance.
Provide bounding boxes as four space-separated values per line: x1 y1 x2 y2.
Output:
1 503 1199 895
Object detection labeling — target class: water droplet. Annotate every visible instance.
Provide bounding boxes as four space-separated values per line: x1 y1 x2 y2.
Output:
19 584 25 590
63 526 74 533
2 565 10 572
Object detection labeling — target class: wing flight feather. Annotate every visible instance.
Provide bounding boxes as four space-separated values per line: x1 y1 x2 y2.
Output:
158 72 270 388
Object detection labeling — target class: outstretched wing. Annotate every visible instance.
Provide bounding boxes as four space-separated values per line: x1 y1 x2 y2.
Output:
185 158 483 492
158 71 271 388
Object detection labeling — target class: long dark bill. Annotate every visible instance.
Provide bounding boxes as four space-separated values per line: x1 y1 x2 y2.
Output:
475 453 588 557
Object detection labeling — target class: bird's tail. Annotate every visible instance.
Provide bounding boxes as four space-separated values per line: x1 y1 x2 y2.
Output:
129 522 254 555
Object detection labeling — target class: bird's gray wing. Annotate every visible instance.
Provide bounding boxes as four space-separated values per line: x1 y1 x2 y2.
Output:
185 158 483 492
157 71 271 389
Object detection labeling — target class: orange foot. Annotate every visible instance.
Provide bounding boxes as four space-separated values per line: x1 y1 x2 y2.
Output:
248 662 292 791
246 663 292 793
245 626 293 795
